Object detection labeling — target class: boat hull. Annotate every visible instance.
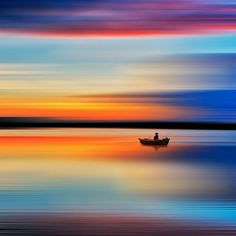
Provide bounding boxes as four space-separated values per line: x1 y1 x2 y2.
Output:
139 138 170 146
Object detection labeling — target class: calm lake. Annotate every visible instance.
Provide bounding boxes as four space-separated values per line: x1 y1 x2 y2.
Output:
0 128 236 234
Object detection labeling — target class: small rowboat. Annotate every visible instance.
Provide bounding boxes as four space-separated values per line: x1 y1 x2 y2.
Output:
139 137 170 146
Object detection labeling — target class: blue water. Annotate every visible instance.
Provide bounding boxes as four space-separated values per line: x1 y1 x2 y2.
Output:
0 129 235 227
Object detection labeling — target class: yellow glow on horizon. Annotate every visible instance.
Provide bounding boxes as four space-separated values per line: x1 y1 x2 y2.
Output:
0 95 190 120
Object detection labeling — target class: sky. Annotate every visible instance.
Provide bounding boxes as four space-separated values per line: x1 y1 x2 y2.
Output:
0 0 236 121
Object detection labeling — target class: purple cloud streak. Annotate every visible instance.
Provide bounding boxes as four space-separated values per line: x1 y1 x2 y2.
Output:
0 0 236 37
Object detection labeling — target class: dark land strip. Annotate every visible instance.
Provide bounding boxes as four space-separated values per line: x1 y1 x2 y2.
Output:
0 117 236 130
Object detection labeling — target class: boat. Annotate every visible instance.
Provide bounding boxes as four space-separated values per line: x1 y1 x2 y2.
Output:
139 137 170 146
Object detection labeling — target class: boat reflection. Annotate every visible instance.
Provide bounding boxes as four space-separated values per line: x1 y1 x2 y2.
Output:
140 143 168 151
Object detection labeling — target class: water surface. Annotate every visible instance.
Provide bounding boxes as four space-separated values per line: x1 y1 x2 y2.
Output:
0 129 235 234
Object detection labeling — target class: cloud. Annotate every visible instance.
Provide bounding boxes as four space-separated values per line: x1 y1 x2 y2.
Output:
0 0 236 37
121 53 236 91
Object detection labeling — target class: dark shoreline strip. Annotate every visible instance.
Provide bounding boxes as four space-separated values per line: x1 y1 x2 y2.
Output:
0 118 236 130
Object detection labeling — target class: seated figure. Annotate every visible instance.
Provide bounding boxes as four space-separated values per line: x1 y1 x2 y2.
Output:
154 132 159 140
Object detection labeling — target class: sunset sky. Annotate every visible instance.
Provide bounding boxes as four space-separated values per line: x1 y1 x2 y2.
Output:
0 0 236 121
1 2 236 231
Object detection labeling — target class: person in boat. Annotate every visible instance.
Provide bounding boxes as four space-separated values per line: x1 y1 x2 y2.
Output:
154 132 159 140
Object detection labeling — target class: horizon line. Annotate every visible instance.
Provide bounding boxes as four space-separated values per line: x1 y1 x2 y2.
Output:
0 117 235 130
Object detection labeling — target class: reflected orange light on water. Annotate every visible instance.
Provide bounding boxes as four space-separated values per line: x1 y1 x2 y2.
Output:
0 135 161 160
0 129 229 199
